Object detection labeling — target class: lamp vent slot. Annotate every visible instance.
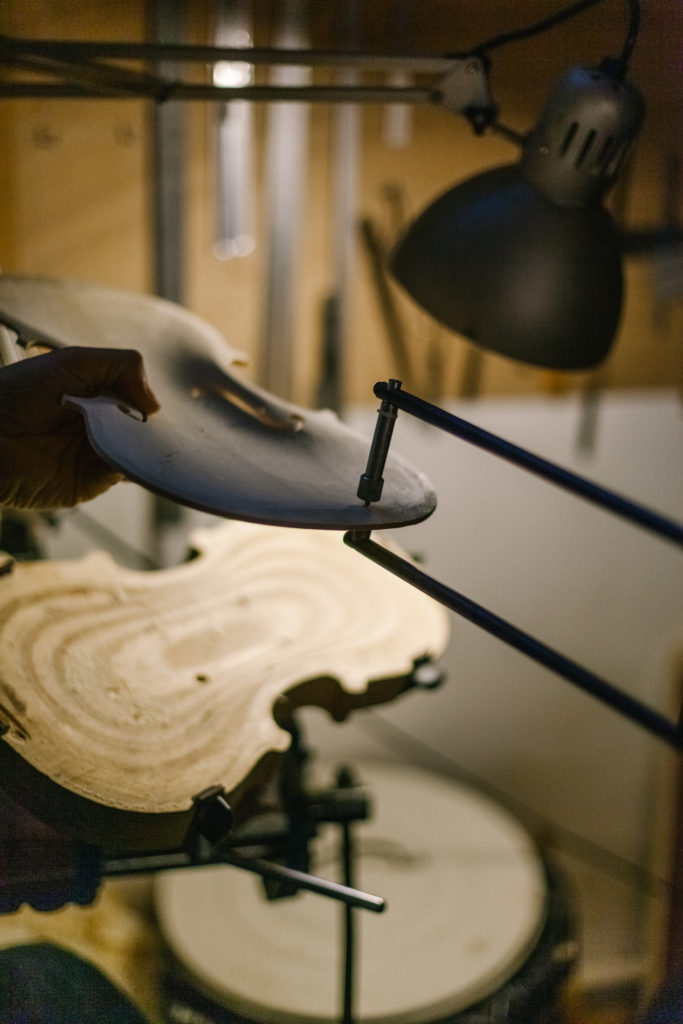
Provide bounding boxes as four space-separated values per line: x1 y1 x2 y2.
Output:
575 129 597 168
559 121 578 156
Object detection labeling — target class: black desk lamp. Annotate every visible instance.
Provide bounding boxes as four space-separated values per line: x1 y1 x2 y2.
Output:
391 58 645 370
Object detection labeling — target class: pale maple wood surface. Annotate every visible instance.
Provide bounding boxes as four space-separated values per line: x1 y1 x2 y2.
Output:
0 522 449 833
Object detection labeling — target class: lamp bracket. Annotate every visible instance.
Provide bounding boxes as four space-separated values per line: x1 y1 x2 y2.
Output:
432 55 498 134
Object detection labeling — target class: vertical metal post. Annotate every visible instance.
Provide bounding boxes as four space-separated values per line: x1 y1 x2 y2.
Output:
341 820 356 1024
316 2 362 414
338 765 358 1024
147 0 187 564
147 0 185 304
259 0 310 399
213 0 255 260
330 72 361 414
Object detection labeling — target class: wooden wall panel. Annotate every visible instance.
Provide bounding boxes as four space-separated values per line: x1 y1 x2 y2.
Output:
0 1 680 405
0 1 150 292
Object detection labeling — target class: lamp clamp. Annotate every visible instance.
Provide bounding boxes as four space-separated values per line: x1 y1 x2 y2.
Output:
432 55 498 135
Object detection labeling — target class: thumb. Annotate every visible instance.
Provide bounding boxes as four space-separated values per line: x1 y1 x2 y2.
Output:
57 346 161 417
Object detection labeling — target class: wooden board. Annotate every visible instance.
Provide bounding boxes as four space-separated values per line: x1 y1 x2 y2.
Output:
0 521 449 850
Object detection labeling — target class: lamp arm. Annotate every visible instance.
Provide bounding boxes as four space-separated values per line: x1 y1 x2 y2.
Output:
347 380 683 750
372 382 683 548
0 0 641 114
345 529 683 750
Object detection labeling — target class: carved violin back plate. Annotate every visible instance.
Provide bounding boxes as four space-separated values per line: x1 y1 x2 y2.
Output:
0 275 436 529
0 522 449 849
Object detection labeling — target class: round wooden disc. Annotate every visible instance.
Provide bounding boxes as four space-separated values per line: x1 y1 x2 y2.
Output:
155 760 549 1024
0 524 449 849
0 275 435 529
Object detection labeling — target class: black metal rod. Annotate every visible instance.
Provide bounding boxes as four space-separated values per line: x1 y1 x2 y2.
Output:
0 36 454 73
0 81 434 103
223 852 385 912
106 847 384 913
103 847 384 917
357 380 401 504
373 381 683 549
344 531 683 749
6 53 169 99
341 821 356 1024
104 851 192 875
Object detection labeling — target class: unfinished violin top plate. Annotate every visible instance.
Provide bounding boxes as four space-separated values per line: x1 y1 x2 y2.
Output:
0 275 436 529
0 521 450 850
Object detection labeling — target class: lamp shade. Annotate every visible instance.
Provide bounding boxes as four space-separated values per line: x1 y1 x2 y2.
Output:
390 66 645 370
390 163 623 370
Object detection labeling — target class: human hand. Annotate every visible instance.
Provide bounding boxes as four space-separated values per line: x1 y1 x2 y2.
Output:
0 346 160 510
